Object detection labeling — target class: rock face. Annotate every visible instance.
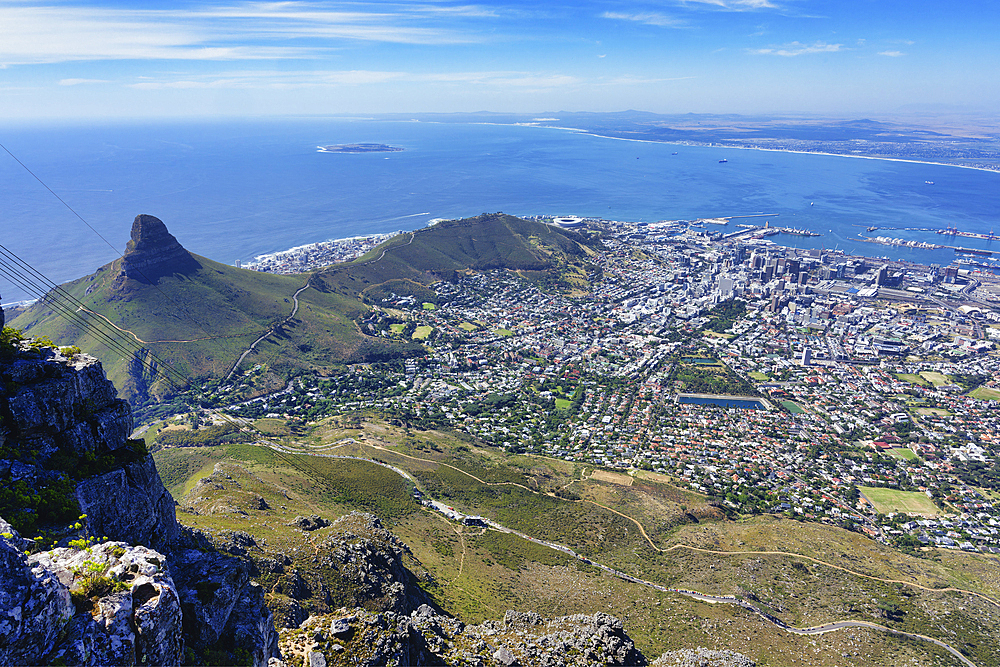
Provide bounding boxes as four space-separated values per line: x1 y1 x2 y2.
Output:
276 607 648 667
2 347 131 468
76 455 179 552
120 214 200 283
0 343 280 667
652 648 756 667
0 527 74 667
259 511 433 629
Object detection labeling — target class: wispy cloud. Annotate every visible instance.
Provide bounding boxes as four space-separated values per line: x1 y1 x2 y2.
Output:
58 78 110 86
680 0 778 10
878 50 905 57
602 11 683 27
750 41 844 56
0 2 486 66
127 68 584 90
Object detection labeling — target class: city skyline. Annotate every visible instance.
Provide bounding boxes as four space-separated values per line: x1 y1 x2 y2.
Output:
1 0 997 120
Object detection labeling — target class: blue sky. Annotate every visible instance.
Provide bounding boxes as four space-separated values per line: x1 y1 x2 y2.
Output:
1 0 997 119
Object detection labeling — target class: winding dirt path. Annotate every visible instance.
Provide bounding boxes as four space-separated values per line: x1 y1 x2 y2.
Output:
226 281 311 380
349 441 1000 609
77 305 265 344
259 439 988 665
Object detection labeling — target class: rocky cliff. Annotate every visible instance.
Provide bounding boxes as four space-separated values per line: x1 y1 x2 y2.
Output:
120 214 201 283
275 607 648 667
0 330 279 667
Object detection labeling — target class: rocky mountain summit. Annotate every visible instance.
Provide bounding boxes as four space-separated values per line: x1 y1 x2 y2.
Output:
120 213 201 283
0 321 279 666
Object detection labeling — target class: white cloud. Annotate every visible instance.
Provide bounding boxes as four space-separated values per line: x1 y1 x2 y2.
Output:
602 11 682 27
878 50 905 57
127 68 583 90
0 2 483 66
58 78 110 86
750 41 844 56
681 0 778 10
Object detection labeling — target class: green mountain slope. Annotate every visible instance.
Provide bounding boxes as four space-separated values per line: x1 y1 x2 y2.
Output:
11 212 598 405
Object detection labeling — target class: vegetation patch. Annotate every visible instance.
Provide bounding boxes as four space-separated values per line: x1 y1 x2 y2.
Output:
895 373 930 387
780 400 806 414
494 329 514 337
888 448 918 461
970 385 1000 401
254 418 291 436
918 371 951 387
411 325 434 340
860 486 939 515
155 422 252 449
473 529 573 571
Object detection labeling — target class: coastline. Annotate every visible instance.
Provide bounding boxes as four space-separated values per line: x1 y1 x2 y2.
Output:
528 124 1000 175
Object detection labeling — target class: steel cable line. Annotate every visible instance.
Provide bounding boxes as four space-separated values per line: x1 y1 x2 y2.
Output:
0 247 194 392
0 143 370 499
0 250 339 491
0 141 260 358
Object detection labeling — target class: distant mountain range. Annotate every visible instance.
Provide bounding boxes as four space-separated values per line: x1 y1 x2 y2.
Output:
11 212 599 405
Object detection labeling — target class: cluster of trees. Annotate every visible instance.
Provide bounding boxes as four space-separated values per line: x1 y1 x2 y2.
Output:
703 299 747 333
670 363 757 396
155 423 250 449
952 459 1000 490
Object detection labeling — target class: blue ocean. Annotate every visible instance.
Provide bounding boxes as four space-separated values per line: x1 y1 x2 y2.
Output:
2 118 1000 303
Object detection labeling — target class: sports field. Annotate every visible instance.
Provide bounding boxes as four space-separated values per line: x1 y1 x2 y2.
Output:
888 448 918 461
971 386 1000 401
781 400 806 414
412 325 433 340
919 371 950 387
895 373 929 387
860 486 939 515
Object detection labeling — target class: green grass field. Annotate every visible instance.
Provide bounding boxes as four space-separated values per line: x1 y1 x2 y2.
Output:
554 398 572 410
412 325 434 340
422 302 437 310
915 407 951 416
896 373 930 387
919 371 951 387
888 448 918 461
389 323 405 334
494 329 513 337
860 486 939 515
748 371 770 381
459 322 478 332
970 386 1000 401
781 400 806 414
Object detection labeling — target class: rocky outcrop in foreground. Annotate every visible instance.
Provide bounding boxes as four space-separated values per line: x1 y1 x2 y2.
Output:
652 648 756 667
0 338 279 666
277 606 647 667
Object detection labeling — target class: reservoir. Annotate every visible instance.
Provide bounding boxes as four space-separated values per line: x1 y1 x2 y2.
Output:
677 394 768 410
